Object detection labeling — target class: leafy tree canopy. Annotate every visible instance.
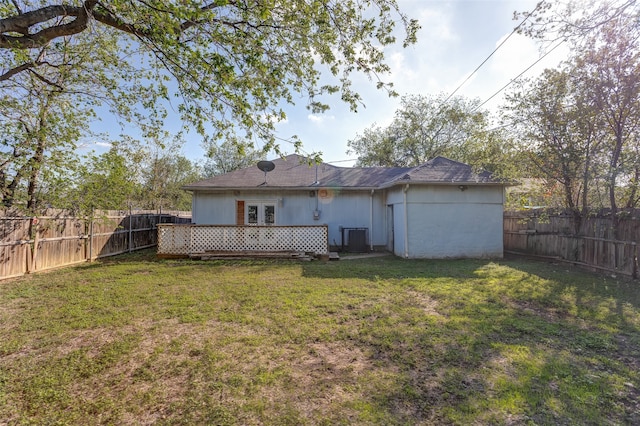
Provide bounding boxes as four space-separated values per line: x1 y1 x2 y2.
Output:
515 0 638 46
508 0 640 217
138 142 203 210
202 136 263 177
1 0 419 150
347 93 520 179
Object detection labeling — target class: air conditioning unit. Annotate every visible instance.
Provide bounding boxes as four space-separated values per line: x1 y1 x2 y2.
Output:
348 229 367 252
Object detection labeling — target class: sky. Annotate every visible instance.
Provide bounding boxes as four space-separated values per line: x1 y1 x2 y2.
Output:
88 0 570 167
277 0 569 166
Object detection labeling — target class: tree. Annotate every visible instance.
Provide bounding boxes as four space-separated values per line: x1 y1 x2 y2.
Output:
138 144 202 210
1 1 419 146
511 2 640 224
503 68 605 212
576 16 640 220
516 0 638 46
59 144 143 214
347 94 516 177
0 1 418 211
44 139 202 212
0 12 162 212
30 134 139 216
0 71 89 211
202 137 264 177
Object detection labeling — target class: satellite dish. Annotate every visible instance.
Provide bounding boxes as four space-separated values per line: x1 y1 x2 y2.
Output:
257 160 275 184
257 160 275 172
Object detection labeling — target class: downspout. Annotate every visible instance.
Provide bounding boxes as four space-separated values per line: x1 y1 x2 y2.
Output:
191 192 197 224
403 184 409 258
369 189 374 252
313 163 320 220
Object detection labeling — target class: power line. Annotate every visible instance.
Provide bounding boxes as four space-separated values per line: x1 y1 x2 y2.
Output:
325 158 358 164
441 1 541 105
472 39 566 112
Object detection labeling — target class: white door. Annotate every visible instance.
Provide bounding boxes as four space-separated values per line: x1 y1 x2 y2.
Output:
245 202 277 248
246 203 276 225
386 205 394 252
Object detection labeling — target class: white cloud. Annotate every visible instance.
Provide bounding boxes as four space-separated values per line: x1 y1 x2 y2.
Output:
491 33 544 79
259 112 289 126
307 114 335 124
417 4 457 45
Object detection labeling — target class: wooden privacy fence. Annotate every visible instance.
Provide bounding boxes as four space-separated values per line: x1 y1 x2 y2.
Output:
504 210 640 278
1 209 191 280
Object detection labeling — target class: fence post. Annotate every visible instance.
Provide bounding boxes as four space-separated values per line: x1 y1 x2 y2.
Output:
28 217 39 274
129 205 133 253
89 209 94 262
633 243 638 280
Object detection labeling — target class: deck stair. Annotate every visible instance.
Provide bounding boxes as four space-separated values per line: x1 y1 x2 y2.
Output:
189 250 316 261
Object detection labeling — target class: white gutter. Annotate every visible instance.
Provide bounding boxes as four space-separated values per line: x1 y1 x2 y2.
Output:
403 184 409 258
369 189 374 251
191 193 197 224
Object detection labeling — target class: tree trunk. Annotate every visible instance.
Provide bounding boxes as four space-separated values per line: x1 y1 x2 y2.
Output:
1 163 28 208
609 123 624 240
26 138 45 212
625 166 640 208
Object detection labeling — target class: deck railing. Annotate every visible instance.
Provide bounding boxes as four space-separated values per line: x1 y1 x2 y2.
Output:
157 224 329 256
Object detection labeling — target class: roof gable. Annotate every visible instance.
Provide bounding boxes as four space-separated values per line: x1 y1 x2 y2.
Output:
388 156 496 185
183 154 504 191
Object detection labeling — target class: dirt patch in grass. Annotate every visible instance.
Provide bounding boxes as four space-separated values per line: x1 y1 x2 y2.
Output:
287 341 386 421
64 320 200 421
293 341 369 384
407 290 445 318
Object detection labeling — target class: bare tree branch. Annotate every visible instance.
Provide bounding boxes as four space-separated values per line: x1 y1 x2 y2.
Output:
27 69 64 90
0 62 35 81
0 1 225 49
10 0 23 15
0 1 98 48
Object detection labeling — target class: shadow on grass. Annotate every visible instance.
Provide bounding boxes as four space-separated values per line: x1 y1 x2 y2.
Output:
66 250 640 423
303 256 493 280
301 256 640 424
304 255 640 310
503 257 640 311
74 247 308 279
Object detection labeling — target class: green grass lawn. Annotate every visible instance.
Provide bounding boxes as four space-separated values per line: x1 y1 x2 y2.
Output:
1 250 639 425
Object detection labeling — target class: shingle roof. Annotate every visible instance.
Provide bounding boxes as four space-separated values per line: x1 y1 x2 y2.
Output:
183 154 504 191
386 156 496 185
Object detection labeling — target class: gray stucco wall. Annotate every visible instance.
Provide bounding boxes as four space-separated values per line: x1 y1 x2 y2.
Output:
191 189 386 249
384 185 504 258
191 184 504 258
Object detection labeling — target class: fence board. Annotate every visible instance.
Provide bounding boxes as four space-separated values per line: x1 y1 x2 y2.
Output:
0 210 191 280
504 210 639 278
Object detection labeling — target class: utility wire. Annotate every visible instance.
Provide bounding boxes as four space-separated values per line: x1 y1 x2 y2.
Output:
326 158 358 164
472 39 566 113
441 1 541 105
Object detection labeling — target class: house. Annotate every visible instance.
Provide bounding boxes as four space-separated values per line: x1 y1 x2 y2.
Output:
182 154 508 258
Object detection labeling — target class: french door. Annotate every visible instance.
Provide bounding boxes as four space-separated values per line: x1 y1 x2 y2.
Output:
246 202 276 225
245 202 276 247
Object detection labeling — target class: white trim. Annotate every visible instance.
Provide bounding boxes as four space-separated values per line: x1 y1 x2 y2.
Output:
245 200 277 225
403 184 409 258
370 190 374 251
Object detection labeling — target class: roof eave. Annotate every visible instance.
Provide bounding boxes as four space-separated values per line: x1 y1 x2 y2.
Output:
183 185 381 192
183 180 516 192
378 180 513 190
